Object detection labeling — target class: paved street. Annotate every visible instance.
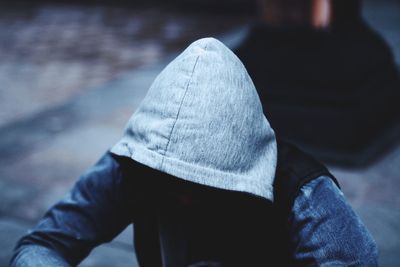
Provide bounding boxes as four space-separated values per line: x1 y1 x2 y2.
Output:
0 1 399 266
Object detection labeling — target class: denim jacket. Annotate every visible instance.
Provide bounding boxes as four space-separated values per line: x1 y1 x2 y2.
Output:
11 38 378 266
10 152 378 266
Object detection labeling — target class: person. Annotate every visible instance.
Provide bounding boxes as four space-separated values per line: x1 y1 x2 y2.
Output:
10 38 378 267
235 0 400 164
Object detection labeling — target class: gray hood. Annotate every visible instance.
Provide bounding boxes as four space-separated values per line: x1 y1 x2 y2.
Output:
111 37 277 201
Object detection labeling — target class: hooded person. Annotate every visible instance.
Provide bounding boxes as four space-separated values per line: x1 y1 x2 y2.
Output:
10 38 378 267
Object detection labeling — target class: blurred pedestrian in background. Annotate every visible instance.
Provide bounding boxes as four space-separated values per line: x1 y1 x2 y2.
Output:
236 0 400 165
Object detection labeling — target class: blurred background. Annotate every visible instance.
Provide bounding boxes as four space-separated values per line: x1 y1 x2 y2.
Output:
0 0 399 266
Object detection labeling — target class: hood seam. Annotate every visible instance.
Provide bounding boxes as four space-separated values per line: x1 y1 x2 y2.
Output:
161 42 208 168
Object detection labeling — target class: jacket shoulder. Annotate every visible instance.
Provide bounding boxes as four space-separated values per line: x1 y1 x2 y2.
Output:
273 140 340 215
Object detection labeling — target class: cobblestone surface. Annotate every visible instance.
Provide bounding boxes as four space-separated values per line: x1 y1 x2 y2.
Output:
0 3 248 128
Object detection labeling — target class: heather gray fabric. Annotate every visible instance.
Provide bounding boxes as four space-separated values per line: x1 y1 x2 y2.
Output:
111 37 277 201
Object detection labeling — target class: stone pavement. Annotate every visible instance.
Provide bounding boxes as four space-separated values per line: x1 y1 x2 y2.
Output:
0 3 248 128
0 1 399 266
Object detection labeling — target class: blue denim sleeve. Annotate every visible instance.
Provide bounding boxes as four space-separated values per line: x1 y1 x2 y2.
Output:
10 152 133 267
289 176 378 266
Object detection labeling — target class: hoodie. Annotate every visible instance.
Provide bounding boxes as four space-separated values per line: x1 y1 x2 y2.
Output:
111 37 277 201
10 38 378 267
